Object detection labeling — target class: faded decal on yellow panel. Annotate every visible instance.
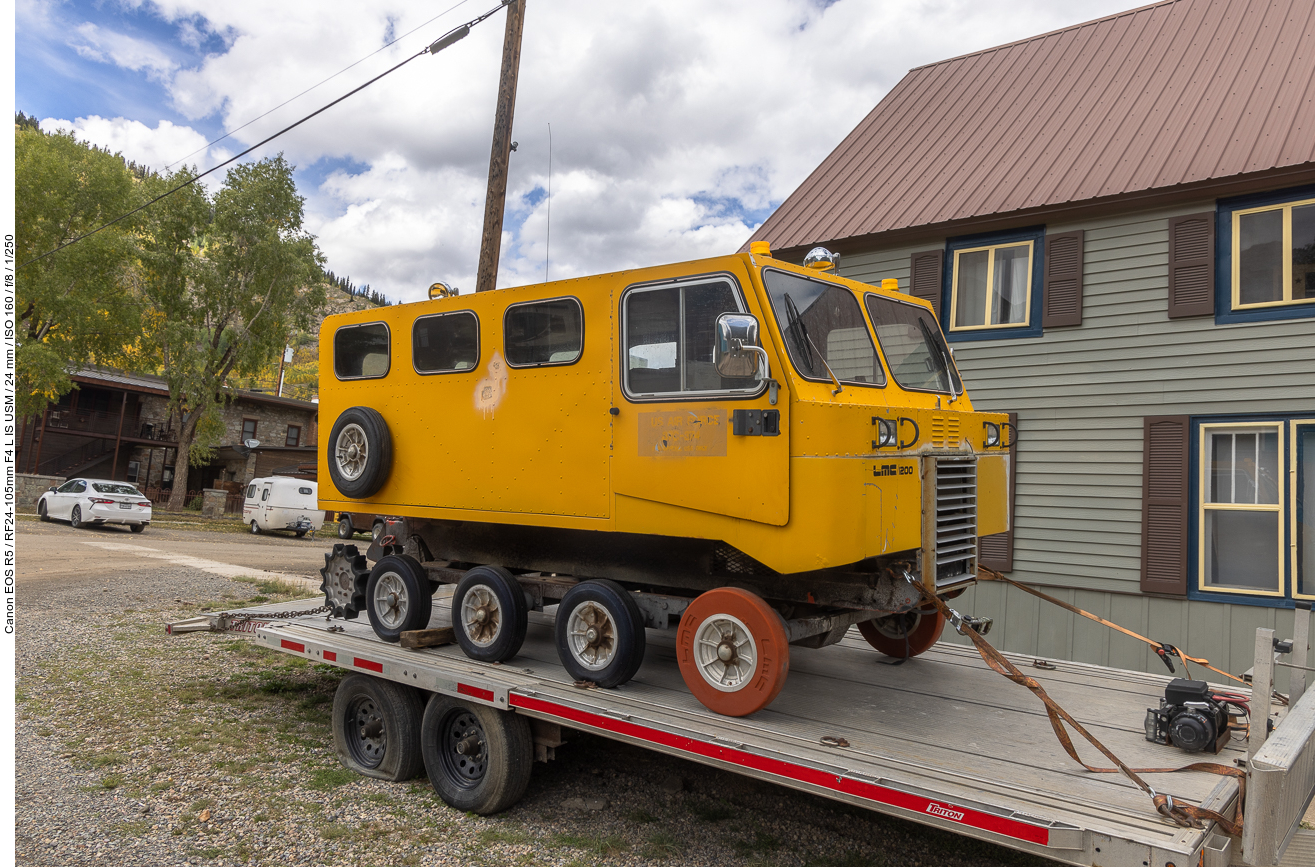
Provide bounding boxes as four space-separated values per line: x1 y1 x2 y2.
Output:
474 352 509 417
638 409 728 457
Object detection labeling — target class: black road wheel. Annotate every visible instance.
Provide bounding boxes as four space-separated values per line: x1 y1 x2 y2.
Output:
70 506 83 529
249 520 261 535
452 566 528 662
420 695 532 815
327 407 392 499
38 501 50 522
129 523 146 534
337 516 355 539
366 554 433 642
555 579 646 688
295 529 308 538
332 674 425 781
320 544 370 619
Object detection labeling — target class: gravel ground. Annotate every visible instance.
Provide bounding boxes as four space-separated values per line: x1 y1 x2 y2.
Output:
16 561 1056 867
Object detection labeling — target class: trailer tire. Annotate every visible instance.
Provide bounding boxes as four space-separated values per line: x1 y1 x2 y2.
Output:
249 520 261 535
327 407 392 499
677 587 790 717
332 674 425 782
421 695 532 815
452 566 528 662
555 579 646 688
366 554 433 642
856 607 946 659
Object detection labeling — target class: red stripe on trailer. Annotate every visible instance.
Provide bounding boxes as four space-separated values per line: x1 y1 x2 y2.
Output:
280 639 305 653
323 651 337 662
353 658 383 673
510 694 1049 847
458 683 495 702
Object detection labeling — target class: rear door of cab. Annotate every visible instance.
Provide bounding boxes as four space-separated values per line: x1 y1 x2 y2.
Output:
611 258 790 526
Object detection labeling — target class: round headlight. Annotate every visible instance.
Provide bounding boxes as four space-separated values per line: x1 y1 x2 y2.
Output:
984 422 1000 448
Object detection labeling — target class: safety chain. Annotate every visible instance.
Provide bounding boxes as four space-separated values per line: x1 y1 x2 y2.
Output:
214 605 333 632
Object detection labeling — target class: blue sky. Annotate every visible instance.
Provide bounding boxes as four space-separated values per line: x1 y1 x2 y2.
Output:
17 0 1142 301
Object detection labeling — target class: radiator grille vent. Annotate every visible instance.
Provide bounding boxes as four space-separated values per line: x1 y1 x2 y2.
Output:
930 415 962 448
934 457 977 587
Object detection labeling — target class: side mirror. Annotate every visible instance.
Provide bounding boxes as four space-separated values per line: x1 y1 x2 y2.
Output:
715 313 768 379
48 486 58 492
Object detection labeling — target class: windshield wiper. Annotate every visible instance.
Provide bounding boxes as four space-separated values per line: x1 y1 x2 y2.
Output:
783 293 842 395
918 318 958 403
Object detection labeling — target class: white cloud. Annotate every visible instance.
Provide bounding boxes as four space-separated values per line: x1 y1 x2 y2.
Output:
39 115 213 176
27 0 1145 301
69 22 178 82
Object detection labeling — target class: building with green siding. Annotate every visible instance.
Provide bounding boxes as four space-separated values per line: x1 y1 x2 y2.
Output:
747 0 1315 688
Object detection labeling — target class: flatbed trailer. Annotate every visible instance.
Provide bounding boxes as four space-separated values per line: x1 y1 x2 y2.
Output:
175 592 1315 867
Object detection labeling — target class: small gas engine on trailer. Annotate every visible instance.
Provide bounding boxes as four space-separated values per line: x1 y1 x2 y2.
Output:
314 245 1011 717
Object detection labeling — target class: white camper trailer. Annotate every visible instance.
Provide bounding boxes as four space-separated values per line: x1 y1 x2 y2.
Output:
242 477 325 537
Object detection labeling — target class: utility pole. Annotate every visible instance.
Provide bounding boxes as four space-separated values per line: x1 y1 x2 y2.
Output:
475 0 526 293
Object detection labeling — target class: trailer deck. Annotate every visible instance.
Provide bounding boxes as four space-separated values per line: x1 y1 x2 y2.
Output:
177 588 1304 867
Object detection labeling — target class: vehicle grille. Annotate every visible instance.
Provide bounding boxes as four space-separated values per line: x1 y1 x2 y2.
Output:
933 457 977 587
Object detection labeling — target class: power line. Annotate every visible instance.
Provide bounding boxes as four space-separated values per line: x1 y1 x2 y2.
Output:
164 0 476 171
19 1 510 271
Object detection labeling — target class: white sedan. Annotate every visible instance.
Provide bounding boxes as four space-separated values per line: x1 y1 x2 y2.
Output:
37 478 153 533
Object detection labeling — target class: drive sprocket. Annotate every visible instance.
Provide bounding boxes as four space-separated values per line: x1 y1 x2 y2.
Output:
320 543 370 619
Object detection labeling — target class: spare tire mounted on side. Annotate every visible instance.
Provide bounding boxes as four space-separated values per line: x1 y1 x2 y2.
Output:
328 407 393 499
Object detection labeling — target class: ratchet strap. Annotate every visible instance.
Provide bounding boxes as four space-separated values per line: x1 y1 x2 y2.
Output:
916 588 1246 836
975 566 1287 706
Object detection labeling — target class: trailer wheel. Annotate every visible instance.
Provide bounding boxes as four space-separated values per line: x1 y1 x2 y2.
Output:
452 566 528 662
677 587 790 717
249 520 261 535
555 579 646 688
856 607 946 658
367 554 433 642
332 674 425 782
421 695 532 815
327 406 392 499
337 516 355 539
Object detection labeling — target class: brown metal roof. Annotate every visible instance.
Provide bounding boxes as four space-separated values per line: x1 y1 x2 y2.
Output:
749 0 1315 253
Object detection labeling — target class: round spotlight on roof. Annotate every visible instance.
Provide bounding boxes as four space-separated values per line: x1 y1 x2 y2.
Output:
803 247 839 272
428 282 457 300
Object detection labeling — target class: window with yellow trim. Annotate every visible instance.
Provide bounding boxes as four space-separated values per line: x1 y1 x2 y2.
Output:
1232 196 1315 309
1200 423 1282 595
950 241 1034 331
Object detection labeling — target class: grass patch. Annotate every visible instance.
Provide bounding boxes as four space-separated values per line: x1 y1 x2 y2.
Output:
803 854 887 867
686 797 735 822
307 767 357 790
732 831 781 855
98 774 124 790
88 751 128 768
623 808 659 823
641 831 680 858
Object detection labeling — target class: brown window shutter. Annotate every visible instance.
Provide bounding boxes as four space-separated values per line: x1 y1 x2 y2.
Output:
1167 213 1215 318
1042 231 1083 327
1140 415 1190 595
909 250 944 319
978 411 1018 572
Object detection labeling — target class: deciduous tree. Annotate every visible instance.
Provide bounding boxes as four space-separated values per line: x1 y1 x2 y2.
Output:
139 155 325 511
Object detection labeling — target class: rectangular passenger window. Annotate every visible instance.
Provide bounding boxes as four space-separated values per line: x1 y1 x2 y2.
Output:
624 278 760 397
413 311 479 373
334 322 390 379
763 269 884 387
504 298 583 367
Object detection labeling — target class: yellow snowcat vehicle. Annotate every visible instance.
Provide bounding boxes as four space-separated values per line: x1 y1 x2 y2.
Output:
317 244 1011 716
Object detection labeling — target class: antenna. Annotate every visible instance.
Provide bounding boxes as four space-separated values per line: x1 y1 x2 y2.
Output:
545 122 552 283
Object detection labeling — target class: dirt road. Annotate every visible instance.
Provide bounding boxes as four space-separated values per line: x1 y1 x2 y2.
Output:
16 519 332 596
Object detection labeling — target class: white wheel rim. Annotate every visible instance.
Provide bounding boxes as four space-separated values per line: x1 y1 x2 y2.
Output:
373 571 409 629
871 611 921 640
460 585 503 646
335 423 369 481
565 601 617 672
693 613 757 693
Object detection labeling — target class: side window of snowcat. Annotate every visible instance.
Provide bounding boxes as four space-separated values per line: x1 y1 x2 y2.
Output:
622 277 761 399
334 322 391 380
504 298 583 367
413 311 479 374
